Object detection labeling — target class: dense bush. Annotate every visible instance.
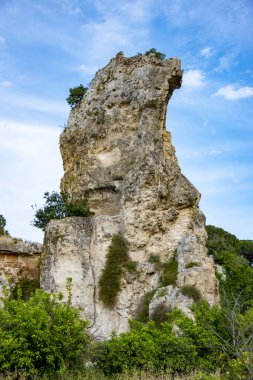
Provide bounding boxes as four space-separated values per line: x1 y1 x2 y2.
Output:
0 280 89 379
92 305 224 376
32 191 94 231
66 84 88 108
99 234 136 307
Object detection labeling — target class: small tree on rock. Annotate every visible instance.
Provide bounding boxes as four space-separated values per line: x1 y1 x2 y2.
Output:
66 84 87 108
145 48 166 60
32 191 94 231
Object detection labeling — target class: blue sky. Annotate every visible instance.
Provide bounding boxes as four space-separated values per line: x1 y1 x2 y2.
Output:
0 0 252 242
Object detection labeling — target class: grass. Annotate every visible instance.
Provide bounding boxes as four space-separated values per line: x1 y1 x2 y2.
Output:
160 252 178 287
185 262 200 269
148 254 161 265
180 285 202 303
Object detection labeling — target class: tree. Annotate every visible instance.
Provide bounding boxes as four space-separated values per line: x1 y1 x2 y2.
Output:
0 214 8 235
66 84 87 108
32 191 94 231
206 225 253 307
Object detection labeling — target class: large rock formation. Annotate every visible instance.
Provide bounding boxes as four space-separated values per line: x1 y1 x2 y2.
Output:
41 52 219 338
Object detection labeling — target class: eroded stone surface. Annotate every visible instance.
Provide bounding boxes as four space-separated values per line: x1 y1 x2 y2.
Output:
0 235 42 297
41 52 219 338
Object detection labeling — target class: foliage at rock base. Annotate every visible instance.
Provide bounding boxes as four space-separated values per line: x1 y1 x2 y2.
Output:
0 280 89 379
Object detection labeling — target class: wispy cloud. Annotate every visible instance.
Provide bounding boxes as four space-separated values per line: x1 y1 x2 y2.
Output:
200 47 214 58
0 81 12 87
74 64 98 76
215 54 236 72
0 90 68 115
182 69 205 88
214 85 253 100
0 35 6 47
58 0 82 15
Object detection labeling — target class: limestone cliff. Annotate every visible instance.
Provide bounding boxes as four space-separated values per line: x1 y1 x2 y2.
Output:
41 52 219 338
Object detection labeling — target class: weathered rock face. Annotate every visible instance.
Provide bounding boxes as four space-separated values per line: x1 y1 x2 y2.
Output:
0 235 42 297
41 52 219 338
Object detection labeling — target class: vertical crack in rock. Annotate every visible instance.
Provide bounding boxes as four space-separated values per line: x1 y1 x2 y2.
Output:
41 52 219 338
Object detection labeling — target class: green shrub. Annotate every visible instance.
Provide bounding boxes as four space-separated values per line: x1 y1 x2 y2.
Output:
148 254 161 265
145 48 166 60
180 285 202 303
11 277 40 301
160 252 178 287
0 280 89 379
99 234 135 307
123 260 138 273
146 99 158 109
32 191 94 231
150 304 171 327
135 289 157 323
92 316 213 376
186 262 199 269
66 84 87 109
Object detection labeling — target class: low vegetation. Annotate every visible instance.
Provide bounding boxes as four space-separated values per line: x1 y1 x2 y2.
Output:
1 221 253 379
185 261 199 269
180 285 202 303
0 279 89 379
11 277 40 301
32 191 94 231
135 289 157 323
99 234 136 307
160 252 178 286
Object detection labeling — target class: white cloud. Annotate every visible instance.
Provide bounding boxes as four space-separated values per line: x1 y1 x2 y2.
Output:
214 85 253 100
75 64 98 76
200 47 213 58
0 118 63 242
0 81 12 87
215 54 237 72
0 90 68 115
182 69 205 88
